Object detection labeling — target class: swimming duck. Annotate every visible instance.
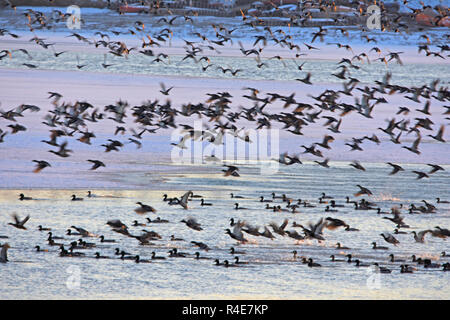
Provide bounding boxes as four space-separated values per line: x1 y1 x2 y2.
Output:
307 258 321 267
38 225 51 231
223 260 239 268
230 193 245 199
94 252 109 259
354 259 370 267
19 193 32 200
71 194 83 201
194 252 211 260
120 251 135 260
168 248 187 258
330 255 344 262
99 235 116 243
389 254 405 263
234 203 248 210
200 199 212 206
230 247 245 255
170 235 184 241
325 206 338 212
373 263 391 273
436 198 449 204
393 228 407 235
151 252 166 260
234 256 248 265
372 242 388 250
400 265 414 273
35 246 49 252
133 220 146 227
134 255 151 263
191 241 210 251
345 225 359 232
260 196 273 203
147 217 169 223
335 242 350 250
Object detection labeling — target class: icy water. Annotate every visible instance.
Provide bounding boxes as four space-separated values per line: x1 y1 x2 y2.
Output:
0 161 449 300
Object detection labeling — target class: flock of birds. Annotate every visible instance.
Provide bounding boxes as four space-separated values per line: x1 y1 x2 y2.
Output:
1 189 450 273
0 0 449 289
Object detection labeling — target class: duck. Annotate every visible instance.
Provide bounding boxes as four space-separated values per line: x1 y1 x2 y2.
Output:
71 194 83 201
325 206 338 212
147 217 169 223
372 242 388 250
400 265 414 273
354 259 370 267
394 228 407 235
214 259 224 266
230 247 245 255
48 239 63 247
120 251 135 260
134 255 151 263
200 199 212 206
181 218 203 231
87 191 97 198
345 225 359 232
423 260 441 269
234 256 248 265
335 242 350 250
307 258 321 267
135 202 156 214
8 214 30 230
35 246 49 252
373 263 391 273
38 225 51 231
330 255 344 262
19 193 32 200
389 254 405 263
99 235 116 243
329 200 344 208
234 203 248 210
194 252 211 260
168 248 187 258
260 196 273 203
66 229 81 236
230 193 245 199
412 230 431 243
133 220 146 227
380 233 399 246
436 198 449 204
441 251 450 257
170 235 184 241
95 252 110 259
223 260 239 268
114 248 131 256
151 252 166 260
